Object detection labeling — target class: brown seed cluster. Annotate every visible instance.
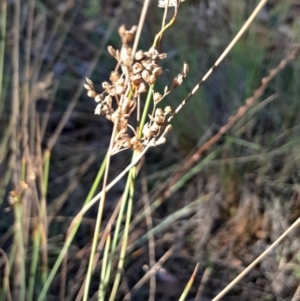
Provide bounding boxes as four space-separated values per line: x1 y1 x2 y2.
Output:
84 24 188 154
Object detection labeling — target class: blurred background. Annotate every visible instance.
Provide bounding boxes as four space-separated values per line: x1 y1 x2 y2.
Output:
1 0 300 300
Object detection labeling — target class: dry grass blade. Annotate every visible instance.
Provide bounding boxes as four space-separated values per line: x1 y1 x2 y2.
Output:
179 263 199 301
142 172 156 301
167 0 268 123
195 267 212 301
212 218 300 301
0 249 13 301
163 45 300 199
123 247 174 300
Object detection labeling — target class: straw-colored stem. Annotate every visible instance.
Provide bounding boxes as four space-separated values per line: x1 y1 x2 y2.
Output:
0 249 13 301
141 174 156 301
168 0 268 122
179 263 199 301
212 217 300 301
11 0 20 186
108 169 135 301
98 229 111 300
13 202 26 301
0 0 7 118
123 247 174 300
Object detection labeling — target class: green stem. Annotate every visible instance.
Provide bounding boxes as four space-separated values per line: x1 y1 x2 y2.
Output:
98 231 111 301
37 154 107 301
108 167 135 301
27 228 40 301
102 166 132 297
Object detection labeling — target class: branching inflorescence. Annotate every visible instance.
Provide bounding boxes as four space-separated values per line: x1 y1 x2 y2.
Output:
84 24 189 155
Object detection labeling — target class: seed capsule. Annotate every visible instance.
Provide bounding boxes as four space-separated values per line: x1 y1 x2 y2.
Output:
142 70 150 83
152 66 163 78
135 50 144 61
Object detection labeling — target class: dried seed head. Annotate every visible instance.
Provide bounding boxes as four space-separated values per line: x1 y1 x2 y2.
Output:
173 72 184 88
158 0 185 7
177 73 184 85
132 62 143 74
116 77 125 85
164 84 171 94
118 24 126 37
102 81 110 89
142 70 150 83
158 53 167 60
182 62 189 77
87 90 97 98
152 66 163 78
153 92 163 103
154 108 164 124
115 49 120 60
132 74 143 85
115 85 125 95
107 45 116 57
95 94 103 103
95 103 102 115
86 77 93 86
142 123 153 139
149 74 156 85
148 47 159 60
151 122 160 133
164 106 172 114
122 134 131 148
145 64 153 72
120 45 132 66
155 108 164 117
119 25 137 45
110 71 120 82
172 77 179 88
123 31 134 44
104 95 113 107
138 82 147 93
83 83 91 91
135 50 144 61
84 78 95 92
141 59 152 68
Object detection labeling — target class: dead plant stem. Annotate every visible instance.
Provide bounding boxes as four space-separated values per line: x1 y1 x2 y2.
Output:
168 0 268 122
164 46 300 199
82 120 118 301
212 217 300 301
